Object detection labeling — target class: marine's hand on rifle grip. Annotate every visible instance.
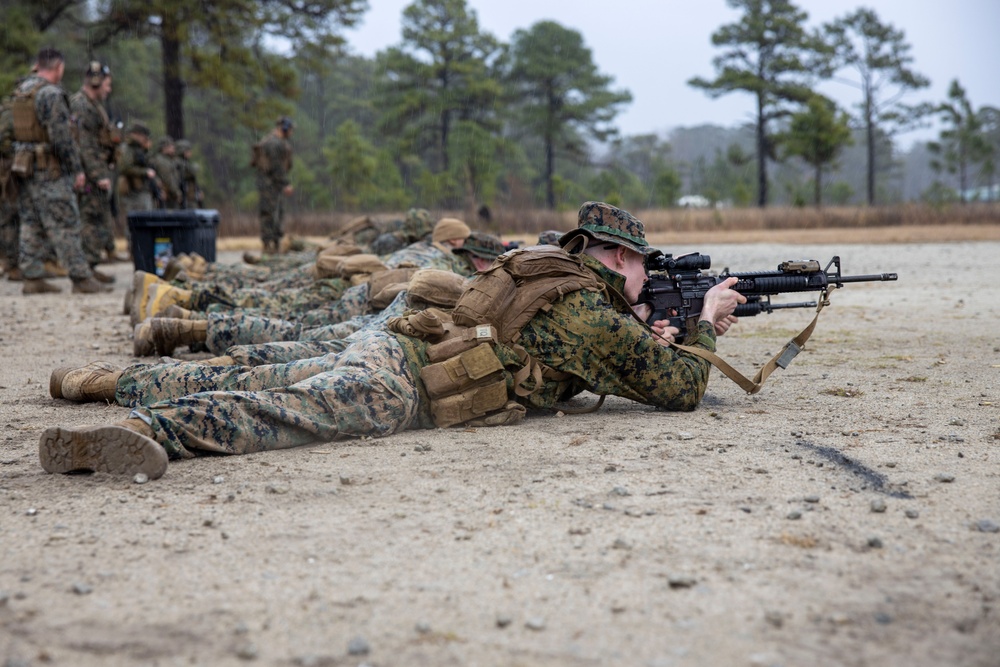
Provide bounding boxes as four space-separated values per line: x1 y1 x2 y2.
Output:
649 319 680 346
700 277 746 330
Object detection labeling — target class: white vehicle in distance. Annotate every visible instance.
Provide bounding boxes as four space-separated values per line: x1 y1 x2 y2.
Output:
677 194 711 208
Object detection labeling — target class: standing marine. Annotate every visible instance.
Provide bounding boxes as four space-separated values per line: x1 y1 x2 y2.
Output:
149 136 180 208
175 139 202 209
10 48 110 294
252 116 294 254
116 122 156 219
70 61 118 282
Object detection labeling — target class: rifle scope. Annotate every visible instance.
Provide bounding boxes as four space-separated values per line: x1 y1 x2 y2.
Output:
647 252 711 273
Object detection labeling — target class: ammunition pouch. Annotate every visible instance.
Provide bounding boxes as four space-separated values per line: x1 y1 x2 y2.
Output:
11 149 33 178
420 327 511 427
31 146 61 179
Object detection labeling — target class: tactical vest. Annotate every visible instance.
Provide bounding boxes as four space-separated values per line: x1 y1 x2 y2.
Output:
11 80 48 144
10 79 65 178
406 245 607 428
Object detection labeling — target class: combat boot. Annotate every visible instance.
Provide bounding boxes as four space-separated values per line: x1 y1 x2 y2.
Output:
50 361 122 402
72 276 113 294
198 355 237 366
162 254 191 281
243 251 261 265
23 278 62 294
146 283 193 318
43 260 68 277
133 320 155 356
90 268 116 284
151 318 208 356
39 421 168 479
5 266 24 281
129 271 166 325
187 253 209 276
160 304 194 319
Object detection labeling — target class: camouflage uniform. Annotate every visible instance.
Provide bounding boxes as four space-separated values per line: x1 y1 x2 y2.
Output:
118 133 153 217
149 138 180 208
253 131 292 250
111 203 717 461
11 75 92 282
369 208 435 255
188 276 348 314
0 95 19 271
174 140 201 209
200 239 476 348
70 89 116 265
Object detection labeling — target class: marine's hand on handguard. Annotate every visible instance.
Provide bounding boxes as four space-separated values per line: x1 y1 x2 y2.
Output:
700 277 746 331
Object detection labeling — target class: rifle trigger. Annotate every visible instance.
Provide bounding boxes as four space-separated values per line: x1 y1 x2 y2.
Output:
775 342 801 369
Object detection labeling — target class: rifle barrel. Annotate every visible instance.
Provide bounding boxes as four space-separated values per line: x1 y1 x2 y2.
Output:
837 273 898 283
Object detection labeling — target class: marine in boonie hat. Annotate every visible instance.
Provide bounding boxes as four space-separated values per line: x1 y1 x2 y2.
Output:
454 231 505 260
559 201 655 256
537 230 563 246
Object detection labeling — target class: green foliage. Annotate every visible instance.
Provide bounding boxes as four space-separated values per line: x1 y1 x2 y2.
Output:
928 80 993 200
780 95 853 205
324 120 377 210
689 0 830 207
505 21 631 209
375 0 503 190
824 7 929 205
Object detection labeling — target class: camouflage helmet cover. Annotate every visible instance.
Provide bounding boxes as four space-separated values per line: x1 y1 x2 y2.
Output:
559 201 654 256
537 230 563 246
127 121 151 137
454 231 505 260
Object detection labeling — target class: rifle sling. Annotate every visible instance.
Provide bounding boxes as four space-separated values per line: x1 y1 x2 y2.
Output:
669 288 834 395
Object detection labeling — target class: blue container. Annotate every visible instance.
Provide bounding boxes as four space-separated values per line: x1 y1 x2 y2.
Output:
128 209 219 276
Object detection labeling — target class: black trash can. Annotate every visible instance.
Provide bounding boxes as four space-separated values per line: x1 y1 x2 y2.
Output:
128 209 220 276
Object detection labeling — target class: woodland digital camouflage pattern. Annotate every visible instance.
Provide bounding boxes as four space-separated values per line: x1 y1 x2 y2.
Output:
149 138 180 208
118 135 153 215
254 132 292 249
560 200 655 256
124 330 423 459
70 90 116 264
114 249 715 458
13 75 91 281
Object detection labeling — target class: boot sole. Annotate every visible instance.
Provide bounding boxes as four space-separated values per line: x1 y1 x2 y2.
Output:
50 366 73 399
39 425 168 479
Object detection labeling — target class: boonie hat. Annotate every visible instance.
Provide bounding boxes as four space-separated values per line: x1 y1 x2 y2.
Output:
559 201 655 256
454 231 504 260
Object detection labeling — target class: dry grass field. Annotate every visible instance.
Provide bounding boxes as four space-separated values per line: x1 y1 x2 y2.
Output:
208 203 1000 248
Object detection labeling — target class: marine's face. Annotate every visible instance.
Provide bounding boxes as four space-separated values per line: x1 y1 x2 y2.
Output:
620 248 649 305
98 76 112 100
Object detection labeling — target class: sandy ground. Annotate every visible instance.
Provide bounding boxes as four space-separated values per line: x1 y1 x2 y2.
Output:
1 238 998 667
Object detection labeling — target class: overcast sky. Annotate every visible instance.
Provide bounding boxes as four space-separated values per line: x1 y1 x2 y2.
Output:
341 0 1000 148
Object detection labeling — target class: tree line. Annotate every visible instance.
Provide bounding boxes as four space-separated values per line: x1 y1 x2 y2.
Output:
2 0 997 214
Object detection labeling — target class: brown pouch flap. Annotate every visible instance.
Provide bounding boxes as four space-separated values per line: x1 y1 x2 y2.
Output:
11 150 33 177
420 343 503 399
408 269 467 308
369 281 409 310
368 267 419 297
387 308 451 340
427 324 498 363
466 400 526 428
430 378 509 428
